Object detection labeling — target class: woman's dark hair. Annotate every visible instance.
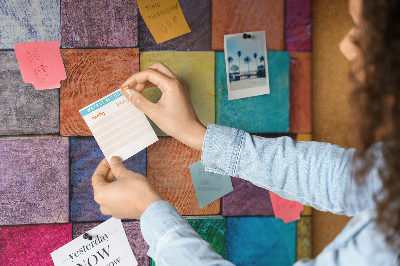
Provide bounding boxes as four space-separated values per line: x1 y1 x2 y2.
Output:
350 0 400 253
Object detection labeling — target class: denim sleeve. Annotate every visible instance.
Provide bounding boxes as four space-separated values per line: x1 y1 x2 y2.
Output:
140 200 235 266
201 124 383 216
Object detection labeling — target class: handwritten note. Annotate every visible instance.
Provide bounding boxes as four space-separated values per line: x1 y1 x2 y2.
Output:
137 0 191 44
269 191 304 223
189 161 233 208
14 41 66 90
80 89 158 163
51 218 137 266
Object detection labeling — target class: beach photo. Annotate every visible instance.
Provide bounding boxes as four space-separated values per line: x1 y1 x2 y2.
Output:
224 31 270 100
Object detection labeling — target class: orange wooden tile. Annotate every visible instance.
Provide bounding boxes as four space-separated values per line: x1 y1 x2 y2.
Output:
147 137 220 215
60 49 139 136
212 0 284 51
289 52 312 133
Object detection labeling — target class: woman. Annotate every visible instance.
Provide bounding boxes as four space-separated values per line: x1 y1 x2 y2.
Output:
91 0 400 264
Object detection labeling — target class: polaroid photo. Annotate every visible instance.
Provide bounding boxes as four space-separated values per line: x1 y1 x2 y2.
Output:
224 31 270 100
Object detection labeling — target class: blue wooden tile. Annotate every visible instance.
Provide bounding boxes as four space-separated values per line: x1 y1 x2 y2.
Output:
70 137 146 221
227 217 296 266
216 51 290 133
0 0 60 49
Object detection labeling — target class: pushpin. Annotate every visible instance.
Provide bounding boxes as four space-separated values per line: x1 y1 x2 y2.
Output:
243 33 252 39
83 233 95 240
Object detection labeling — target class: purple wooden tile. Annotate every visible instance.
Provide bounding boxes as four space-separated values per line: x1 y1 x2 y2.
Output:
73 221 149 266
61 0 138 48
285 0 312 51
70 137 147 221
0 0 61 49
138 0 211 51
0 223 72 266
221 134 296 217
0 137 69 226
0 51 59 135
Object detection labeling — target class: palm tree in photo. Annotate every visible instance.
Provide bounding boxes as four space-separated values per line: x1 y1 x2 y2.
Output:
260 55 266 72
227 56 233 73
244 56 251 78
237 51 242 77
253 53 258 73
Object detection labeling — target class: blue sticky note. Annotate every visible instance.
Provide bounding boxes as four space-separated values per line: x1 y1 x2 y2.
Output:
189 161 233 208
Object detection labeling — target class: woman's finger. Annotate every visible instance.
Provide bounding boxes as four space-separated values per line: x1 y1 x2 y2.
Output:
120 69 175 94
92 158 110 189
146 61 177 79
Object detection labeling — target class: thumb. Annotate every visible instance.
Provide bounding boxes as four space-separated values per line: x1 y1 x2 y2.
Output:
122 88 155 116
109 156 128 179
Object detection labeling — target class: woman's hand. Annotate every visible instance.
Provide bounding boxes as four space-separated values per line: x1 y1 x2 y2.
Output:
91 156 164 220
120 61 206 151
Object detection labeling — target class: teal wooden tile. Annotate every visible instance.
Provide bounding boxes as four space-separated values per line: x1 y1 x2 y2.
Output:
150 216 227 265
216 51 290 133
227 217 296 266
0 0 61 49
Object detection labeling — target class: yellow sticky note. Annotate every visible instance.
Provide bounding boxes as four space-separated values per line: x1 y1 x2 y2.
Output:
137 0 191 44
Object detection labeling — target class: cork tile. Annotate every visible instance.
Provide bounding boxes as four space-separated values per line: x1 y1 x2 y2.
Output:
61 0 138 48
289 52 312 133
285 0 312 51
212 0 284 51
151 216 227 266
297 217 312 261
60 48 139 136
0 0 60 49
70 137 146 221
0 137 69 226
227 217 296 265
140 51 215 136
138 0 211 51
73 221 149 266
216 51 290 133
0 223 72 265
147 137 220 215
0 51 59 135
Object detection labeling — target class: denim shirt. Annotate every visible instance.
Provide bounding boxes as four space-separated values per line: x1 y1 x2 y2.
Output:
140 124 399 265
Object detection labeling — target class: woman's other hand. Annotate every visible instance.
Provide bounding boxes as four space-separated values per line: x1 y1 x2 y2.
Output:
91 157 163 220
120 61 206 151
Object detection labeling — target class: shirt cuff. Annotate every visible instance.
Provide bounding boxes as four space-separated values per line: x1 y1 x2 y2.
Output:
201 124 245 176
140 200 191 258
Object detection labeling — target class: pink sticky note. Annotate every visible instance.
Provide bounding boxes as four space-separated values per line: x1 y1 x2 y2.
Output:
269 191 304 223
14 41 66 90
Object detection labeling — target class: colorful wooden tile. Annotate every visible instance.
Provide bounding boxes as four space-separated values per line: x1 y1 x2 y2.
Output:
151 216 227 266
0 51 59 135
216 51 290 133
285 0 312 51
289 52 312 133
70 137 146 221
297 133 312 141
0 0 60 49
227 217 296 265
301 206 313 216
140 52 215 136
73 221 149 266
138 0 211 51
0 223 72 265
61 0 138 48
212 0 284 51
0 137 69 226
297 217 312 261
60 48 139 136
147 137 219 215
222 134 296 217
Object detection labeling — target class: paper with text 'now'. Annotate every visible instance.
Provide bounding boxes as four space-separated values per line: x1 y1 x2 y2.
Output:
80 90 158 163
14 41 66 90
189 161 233 208
51 218 137 266
137 0 191 44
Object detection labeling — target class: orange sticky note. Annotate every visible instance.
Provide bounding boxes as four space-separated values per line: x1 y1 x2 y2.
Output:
269 191 304 223
137 0 191 44
14 41 66 90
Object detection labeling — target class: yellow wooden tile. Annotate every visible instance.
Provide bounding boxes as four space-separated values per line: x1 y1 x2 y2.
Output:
140 51 215 136
297 133 312 141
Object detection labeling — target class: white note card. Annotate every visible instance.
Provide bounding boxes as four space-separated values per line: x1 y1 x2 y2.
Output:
80 90 158 163
51 218 137 266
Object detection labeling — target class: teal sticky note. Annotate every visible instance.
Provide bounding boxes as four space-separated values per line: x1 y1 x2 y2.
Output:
189 161 233 208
